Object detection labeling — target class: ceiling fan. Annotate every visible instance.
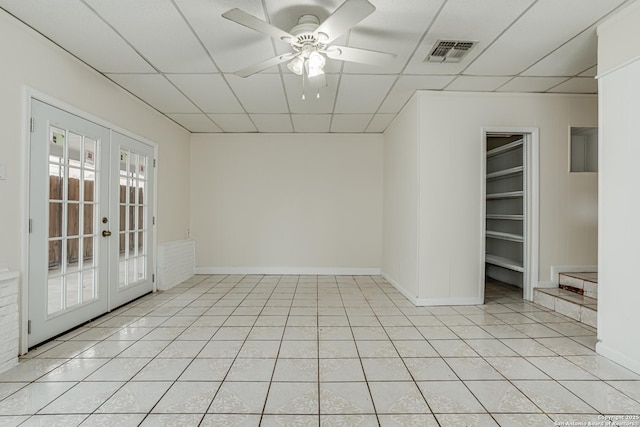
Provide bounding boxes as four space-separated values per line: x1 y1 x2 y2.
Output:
222 0 397 82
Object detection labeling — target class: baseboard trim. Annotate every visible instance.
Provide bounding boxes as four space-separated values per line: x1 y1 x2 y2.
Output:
195 267 382 276
415 297 484 306
550 265 598 285
381 272 483 306
596 341 640 375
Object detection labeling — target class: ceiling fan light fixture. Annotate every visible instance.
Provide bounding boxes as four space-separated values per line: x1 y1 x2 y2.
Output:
306 50 325 77
287 55 304 75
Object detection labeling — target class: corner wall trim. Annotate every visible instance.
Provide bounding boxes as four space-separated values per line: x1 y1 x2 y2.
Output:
382 272 418 305
195 267 382 276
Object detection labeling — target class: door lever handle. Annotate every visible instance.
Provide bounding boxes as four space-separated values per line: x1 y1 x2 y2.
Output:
102 230 112 237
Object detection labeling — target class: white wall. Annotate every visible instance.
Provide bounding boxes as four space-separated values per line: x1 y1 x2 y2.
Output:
0 10 191 277
382 96 419 299
383 91 598 304
596 1 640 374
190 133 383 274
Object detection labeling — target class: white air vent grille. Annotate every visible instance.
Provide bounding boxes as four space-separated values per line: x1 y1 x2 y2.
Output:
426 39 476 63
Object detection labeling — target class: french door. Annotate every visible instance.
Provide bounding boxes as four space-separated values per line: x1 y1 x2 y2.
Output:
28 100 154 347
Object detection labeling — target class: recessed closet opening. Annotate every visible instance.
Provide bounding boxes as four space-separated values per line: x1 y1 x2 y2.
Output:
482 128 539 303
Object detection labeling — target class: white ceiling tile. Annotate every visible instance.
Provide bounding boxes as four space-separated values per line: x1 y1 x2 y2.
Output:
292 114 332 133
445 76 512 92
283 74 339 113
379 75 455 113
522 29 598 77
166 74 244 113
250 114 293 132
167 114 222 132
226 74 289 113
0 0 153 73
342 0 445 74
497 77 568 93
107 74 199 113
330 114 373 133
580 66 598 77
175 0 277 74
265 0 342 34
208 114 257 132
85 0 216 73
465 0 628 75
404 0 535 75
547 77 598 94
367 114 396 133
334 75 396 113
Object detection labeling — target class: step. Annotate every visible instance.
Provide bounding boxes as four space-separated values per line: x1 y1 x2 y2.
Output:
559 272 598 300
533 287 597 328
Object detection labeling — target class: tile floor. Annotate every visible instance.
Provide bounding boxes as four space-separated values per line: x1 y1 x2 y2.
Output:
1 275 639 427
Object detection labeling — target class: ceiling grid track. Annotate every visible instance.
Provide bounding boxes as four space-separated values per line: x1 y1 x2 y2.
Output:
1 0 620 133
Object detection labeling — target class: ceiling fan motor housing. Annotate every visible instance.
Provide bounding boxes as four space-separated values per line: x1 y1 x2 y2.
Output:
288 15 327 52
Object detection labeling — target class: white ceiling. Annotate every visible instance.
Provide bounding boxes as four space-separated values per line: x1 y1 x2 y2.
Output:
1 0 633 133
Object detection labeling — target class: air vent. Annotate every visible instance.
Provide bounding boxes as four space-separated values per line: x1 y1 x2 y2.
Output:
426 39 476 63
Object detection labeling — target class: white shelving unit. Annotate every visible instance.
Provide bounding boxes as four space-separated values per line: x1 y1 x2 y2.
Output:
485 137 525 287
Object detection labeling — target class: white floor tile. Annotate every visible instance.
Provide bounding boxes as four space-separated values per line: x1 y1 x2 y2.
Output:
464 380 541 413
417 380 486 413
561 380 640 414
320 382 374 414
208 381 269 414
40 382 122 414
3 276 635 425
96 381 171 413
368 381 430 414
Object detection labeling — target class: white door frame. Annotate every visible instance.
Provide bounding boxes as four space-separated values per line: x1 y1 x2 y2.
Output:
480 126 539 302
20 89 158 354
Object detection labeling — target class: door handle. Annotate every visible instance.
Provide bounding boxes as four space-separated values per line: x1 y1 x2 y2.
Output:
102 230 112 237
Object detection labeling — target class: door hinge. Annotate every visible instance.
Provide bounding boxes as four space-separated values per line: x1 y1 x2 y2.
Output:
152 274 155 283
153 159 156 167
27 320 31 334
29 219 33 233
30 118 34 133
152 216 155 225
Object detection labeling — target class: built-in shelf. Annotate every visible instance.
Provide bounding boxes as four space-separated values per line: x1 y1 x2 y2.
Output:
485 135 525 287
485 254 524 273
486 191 524 200
487 166 524 180
486 230 524 242
486 139 523 158
486 214 523 221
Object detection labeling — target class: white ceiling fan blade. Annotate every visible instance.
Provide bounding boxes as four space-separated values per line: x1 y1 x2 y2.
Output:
323 46 397 67
314 0 375 44
234 53 296 78
222 8 294 42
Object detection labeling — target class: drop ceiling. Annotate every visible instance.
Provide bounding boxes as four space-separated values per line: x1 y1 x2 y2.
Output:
0 0 632 133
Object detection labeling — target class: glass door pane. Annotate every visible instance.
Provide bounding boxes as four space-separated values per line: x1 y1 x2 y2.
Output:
110 131 154 309
46 127 100 315
118 148 149 288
